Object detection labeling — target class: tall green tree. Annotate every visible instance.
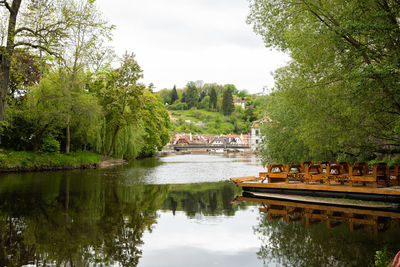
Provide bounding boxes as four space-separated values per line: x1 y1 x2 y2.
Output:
185 81 198 109
60 0 113 153
170 85 178 104
138 90 171 157
222 88 234 116
101 53 145 156
223 84 238 95
209 87 217 110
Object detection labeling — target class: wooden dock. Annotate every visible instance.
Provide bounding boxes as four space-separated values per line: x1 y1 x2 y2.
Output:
230 161 400 203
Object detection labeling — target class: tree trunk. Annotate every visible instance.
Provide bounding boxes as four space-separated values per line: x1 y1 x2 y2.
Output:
100 124 105 155
33 136 40 152
65 116 70 153
107 125 120 156
0 62 9 122
0 0 23 122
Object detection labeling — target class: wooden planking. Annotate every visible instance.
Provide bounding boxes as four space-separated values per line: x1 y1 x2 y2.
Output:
235 181 400 195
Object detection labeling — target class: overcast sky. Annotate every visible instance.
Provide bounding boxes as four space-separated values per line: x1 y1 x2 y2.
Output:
95 0 289 94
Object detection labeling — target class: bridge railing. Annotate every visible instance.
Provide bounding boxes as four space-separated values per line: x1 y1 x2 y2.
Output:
172 144 250 149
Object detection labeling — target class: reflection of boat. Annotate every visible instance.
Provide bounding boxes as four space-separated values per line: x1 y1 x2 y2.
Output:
234 194 400 235
230 161 400 203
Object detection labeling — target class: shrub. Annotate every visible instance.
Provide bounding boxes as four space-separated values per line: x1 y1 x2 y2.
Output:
40 135 60 153
168 102 188 110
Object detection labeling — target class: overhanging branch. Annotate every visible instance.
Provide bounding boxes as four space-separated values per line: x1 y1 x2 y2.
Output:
14 41 59 56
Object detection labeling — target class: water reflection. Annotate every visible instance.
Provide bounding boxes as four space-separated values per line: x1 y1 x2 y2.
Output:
235 194 400 267
1 154 399 267
0 169 243 266
0 174 170 266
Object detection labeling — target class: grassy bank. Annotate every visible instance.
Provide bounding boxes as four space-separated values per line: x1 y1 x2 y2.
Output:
0 150 102 172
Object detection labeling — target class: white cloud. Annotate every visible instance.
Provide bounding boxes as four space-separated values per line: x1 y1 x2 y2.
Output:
96 0 289 93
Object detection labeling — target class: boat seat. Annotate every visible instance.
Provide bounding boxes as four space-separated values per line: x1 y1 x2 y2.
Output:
305 164 328 184
349 163 389 188
267 164 287 183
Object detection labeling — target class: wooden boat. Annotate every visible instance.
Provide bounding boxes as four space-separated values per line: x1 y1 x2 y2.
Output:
230 161 400 203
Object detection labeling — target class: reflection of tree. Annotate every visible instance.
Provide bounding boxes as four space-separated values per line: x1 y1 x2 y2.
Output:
0 173 169 266
161 182 242 217
254 213 400 267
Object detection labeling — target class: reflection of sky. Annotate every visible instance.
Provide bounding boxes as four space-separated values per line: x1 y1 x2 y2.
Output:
139 208 265 267
138 154 265 184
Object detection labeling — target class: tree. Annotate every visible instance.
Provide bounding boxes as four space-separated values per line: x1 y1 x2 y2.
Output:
198 95 210 110
138 90 170 157
223 84 238 95
8 49 41 102
209 87 217 110
0 0 69 121
101 52 145 156
222 88 234 116
199 90 206 102
170 85 178 104
248 0 400 161
185 81 198 109
59 0 113 153
157 88 171 104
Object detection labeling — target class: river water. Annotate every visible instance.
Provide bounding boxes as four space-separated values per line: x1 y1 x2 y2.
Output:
0 154 399 266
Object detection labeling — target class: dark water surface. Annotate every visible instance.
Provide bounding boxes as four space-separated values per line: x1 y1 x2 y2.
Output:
0 154 399 266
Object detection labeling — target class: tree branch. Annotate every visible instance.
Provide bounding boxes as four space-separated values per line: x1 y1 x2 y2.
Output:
0 0 12 13
300 0 373 65
14 41 59 56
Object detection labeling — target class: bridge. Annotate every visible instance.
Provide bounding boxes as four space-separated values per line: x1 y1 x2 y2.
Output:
172 144 250 151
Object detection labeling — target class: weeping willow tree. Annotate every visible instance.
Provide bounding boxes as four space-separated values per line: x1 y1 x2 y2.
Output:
96 53 171 159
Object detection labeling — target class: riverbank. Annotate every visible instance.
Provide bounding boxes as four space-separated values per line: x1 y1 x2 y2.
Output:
0 150 103 172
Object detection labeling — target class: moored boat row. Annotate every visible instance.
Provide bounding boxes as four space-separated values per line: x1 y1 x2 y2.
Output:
232 161 400 188
230 161 400 203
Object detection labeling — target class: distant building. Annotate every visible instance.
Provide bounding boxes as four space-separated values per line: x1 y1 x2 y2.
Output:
240 134 250 147
211 136 227 146
233 98 246 109
250 116 272 151
175 137 190 145
224 134 242 145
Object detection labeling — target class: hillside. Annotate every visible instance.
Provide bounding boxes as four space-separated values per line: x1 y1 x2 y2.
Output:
169 107 256 135
157 82 266 135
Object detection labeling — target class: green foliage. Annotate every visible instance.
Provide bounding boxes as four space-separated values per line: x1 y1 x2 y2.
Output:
157 88 172 104
375 247 394 267
223 84 238 95
168 102 188 110
185 81 199 109
138 90 171 157
39 135 60 153
170 85 178 104
0 0 171 161
222 88 234 116
100 52 145 155
209 87 217 110
0 151 101 170
198 95 210 110
170 109 239 135
248 0 400 163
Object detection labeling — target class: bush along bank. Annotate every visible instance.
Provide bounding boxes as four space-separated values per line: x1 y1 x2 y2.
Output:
0 151 102 172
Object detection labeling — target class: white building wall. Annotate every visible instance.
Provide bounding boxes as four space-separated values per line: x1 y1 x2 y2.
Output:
250 127 262 151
